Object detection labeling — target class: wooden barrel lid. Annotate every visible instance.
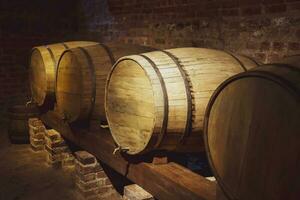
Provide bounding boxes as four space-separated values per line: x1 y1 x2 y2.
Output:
29 49 48 106
106 59 156 154
56 50 85 122
29 41 98 107
204 65 300 200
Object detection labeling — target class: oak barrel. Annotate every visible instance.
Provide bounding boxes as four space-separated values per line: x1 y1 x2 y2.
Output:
204 56 300 200
29 41 98 107
55 43 155 123
7 104 39 143
105 48 258 154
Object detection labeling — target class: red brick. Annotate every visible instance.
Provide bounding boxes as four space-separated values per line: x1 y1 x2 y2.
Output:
286 0 300 2
75 151 97 165
254 53 267 63
288 42 300 50
263 0 284 4
45 129 61 141
260 41 271 51
222 0 239 8
267 53 281 62
265 4 287 13
222 8 239 16
96 171 108 179
296 29 300 39
240 0 263 6
241 6 262 15
287 2 300 10
272 42 286 51
77 173 98 182
75 161 102 175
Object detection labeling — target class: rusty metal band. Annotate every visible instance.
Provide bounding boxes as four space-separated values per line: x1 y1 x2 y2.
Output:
78 47 97 119
45 45 57 69
98 43 116 66
160 50 193 142
225 51 247 72
62 42 69 49
139 54 169 149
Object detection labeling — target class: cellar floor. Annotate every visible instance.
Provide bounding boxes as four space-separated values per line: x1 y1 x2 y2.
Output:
0 125 76 200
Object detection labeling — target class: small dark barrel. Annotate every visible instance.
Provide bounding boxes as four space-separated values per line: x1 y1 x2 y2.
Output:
7 105 39 143
204 56 300 200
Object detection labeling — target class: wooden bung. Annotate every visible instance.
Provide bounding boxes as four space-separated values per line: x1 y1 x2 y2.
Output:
55 43 155 123
204 56 300 200
29 41 98 107
105 48 259 155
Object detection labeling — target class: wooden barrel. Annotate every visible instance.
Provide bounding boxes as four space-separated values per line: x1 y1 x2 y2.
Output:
7 104 40 143
29 41 98 107
105 48 259 155
55 43 156 123
204 56 300 200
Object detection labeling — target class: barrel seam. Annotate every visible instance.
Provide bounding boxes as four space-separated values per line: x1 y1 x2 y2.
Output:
78 47 97 121
45 45 57 70
98 43 116 65
62 42 69 49
224 51 247 72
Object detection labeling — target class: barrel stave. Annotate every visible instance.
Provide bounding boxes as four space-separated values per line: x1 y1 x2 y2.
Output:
29 41 98 107
56 44 156 125
204 58 300 200
106 47 259 154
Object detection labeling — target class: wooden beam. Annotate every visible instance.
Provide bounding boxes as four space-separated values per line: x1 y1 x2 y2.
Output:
41 111 216 200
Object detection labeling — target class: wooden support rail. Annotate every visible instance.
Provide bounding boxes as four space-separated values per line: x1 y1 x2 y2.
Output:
41 111 216 200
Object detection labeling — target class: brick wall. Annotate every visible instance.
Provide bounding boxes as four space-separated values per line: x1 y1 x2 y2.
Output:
1 0 299 121
0 0 79 118
77 0 300 63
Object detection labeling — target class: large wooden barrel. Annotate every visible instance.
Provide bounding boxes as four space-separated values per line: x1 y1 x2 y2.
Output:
105 48 258 155
55 43 155 123
7 104 40 143
204 56 300 200
29 41 98 107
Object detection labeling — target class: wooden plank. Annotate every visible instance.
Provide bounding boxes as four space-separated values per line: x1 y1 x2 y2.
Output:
41 111 216 200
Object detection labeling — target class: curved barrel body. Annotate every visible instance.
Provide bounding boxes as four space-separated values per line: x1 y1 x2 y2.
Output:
8 104 39 143
204 56 300 200
55 43 155 123
29 41 98 107
105 48 258 154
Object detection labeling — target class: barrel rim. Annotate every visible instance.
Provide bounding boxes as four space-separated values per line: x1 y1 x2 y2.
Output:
31 41 99 107
55 48 74 97
55 48 85 122
55 44 101 99
29 47 48 106
203 68 300 200
105 56 158 155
